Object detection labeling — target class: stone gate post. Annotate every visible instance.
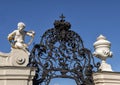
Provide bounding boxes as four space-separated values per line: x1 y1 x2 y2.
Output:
0 48 36 85
0 22 36 85
93 35 120 85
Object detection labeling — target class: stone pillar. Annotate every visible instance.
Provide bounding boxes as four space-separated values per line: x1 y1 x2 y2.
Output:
0 66 35 85
93 35 120 85
93 71 120 85
0 48 36 85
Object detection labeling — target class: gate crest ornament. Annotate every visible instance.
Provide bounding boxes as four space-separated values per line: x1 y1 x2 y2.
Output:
29 15 98 85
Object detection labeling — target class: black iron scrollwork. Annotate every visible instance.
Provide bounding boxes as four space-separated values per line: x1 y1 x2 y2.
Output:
28 15 98 85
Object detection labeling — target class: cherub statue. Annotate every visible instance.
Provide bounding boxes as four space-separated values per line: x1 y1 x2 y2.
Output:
8 22 35 51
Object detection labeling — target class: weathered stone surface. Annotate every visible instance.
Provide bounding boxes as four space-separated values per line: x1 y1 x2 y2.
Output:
93 71 120 85
0 48 29 66
0 66 35 85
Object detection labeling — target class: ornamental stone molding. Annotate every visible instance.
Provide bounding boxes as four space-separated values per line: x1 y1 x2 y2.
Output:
0 48 29 66
0 66 35 85
93 71 120 85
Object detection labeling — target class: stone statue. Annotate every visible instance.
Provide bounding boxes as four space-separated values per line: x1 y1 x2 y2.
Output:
0 22 35 66
8 22 35 51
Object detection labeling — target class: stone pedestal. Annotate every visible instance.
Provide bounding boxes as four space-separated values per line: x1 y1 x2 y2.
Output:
0 48 36 85
93 71 120 85
0 66 35 85
0 48 29 66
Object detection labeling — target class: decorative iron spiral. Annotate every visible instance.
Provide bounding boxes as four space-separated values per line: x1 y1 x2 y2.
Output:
28 15 98 85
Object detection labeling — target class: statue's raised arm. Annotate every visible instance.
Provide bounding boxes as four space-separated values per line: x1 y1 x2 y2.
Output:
8 22 35 50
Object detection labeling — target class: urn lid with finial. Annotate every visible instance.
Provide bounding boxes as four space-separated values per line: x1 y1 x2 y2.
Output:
93 35 111 48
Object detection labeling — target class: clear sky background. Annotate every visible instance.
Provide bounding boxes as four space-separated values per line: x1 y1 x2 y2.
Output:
0 0 120 85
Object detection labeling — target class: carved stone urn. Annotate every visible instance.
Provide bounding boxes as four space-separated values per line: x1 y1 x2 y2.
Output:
93 35 113 71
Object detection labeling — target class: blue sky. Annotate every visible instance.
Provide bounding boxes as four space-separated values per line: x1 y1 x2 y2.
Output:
0 0 120 85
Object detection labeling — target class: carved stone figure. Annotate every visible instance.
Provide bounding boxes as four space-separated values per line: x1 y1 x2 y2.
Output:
8 22 35 51
0 22 35 66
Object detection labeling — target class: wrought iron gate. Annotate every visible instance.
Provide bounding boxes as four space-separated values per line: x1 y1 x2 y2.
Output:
28 15 98 85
